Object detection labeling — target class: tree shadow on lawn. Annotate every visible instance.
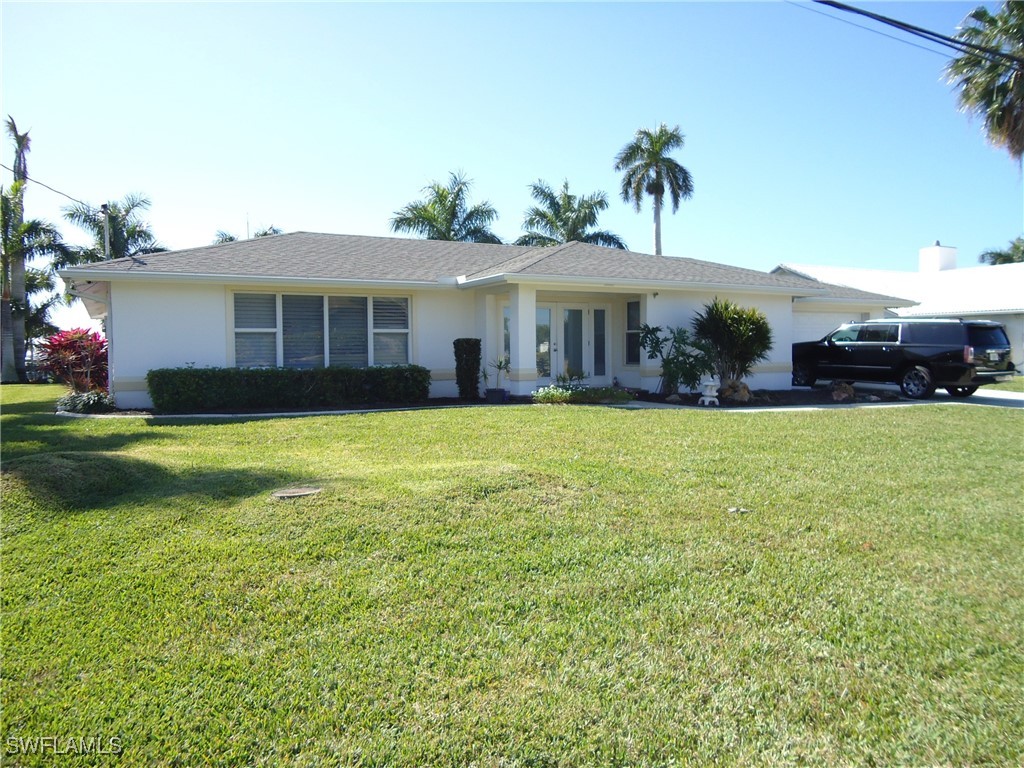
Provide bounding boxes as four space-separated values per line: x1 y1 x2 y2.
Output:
0 415 177 463
2 451 304 514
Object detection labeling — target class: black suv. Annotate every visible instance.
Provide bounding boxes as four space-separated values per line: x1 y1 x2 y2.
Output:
792 318 1016 399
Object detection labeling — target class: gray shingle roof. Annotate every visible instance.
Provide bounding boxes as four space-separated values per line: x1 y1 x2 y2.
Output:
61 231 875 298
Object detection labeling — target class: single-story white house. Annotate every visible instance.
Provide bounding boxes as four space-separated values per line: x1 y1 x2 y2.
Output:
60 232 905 409
774 242 1024 369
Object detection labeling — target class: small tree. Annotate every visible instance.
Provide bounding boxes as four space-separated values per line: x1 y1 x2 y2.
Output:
39 328 108 392
692 298 773 386
638 324 711 394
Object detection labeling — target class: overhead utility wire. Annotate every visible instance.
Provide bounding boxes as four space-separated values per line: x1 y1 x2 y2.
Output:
0 162 91 207
787 0 949 59
813 0 1024 68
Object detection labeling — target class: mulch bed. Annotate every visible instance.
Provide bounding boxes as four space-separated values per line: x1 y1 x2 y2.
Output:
634 387 903 408
95 387 904 417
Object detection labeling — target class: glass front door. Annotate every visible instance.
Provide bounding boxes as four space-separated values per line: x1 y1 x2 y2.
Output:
533 303 607 385
505 302 611 386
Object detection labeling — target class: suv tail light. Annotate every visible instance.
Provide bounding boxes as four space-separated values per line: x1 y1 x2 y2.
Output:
964 345 974 363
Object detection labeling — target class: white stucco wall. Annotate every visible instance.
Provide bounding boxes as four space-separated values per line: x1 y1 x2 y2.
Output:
105 279 830 409
409 289 478 398
107 281 480 408
109 281 229 408
639 290 795 392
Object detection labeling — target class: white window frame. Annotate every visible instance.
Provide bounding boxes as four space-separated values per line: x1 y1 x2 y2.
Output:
231 291 411 368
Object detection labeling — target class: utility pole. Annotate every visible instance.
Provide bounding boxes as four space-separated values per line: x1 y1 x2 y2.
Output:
100 203 111 260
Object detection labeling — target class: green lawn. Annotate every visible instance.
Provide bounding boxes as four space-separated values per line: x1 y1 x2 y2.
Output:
988 374 1024 393
2 384 1022 766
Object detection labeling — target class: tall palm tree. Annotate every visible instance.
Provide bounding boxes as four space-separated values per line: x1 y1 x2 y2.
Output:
1 183 70 381
946 2 1024 163
614 123 694 255
978 236 1024 264
60 194 165 267
5 117 32 380
514 180 627 249
390 172 501 243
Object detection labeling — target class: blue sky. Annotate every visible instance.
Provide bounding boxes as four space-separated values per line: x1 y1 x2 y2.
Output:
2 1 1022 328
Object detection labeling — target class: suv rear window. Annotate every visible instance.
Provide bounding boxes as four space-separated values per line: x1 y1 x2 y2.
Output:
968 326 1010 347
856 324 898 343
903 323 961 345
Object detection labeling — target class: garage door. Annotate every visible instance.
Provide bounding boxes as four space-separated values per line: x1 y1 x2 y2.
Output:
793 311 867 342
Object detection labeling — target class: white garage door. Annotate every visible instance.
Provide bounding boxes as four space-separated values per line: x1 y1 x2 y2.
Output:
793 311 867 343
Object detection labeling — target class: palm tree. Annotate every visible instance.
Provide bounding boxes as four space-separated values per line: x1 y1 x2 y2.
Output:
946 3 1024 163
390 172 501 243
25 267 59 350
5 117 31 381
978 236 1024 264
60 194 165 267
213 225 281 244
614 123 694 255
1 183 70 381
514 180 627 249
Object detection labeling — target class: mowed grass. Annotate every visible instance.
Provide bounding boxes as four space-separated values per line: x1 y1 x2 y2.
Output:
2 385 1022 767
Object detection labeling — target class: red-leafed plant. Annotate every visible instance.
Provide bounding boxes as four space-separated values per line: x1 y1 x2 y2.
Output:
39 328 108 392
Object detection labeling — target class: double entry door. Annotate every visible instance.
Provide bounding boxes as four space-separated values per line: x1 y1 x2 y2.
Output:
534 303 608 385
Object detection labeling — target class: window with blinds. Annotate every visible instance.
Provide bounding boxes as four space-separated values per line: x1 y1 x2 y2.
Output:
234 293 277 367
282 295 325 369
233 293 409 368
372 297 409 366
625 300 641 365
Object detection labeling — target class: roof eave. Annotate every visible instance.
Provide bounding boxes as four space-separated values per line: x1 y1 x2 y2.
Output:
792 295 918 308
58 269 451 291
457 272 825 296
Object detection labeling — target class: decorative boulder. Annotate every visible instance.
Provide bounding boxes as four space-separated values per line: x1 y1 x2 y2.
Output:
721 380 751 403
831 381 856 402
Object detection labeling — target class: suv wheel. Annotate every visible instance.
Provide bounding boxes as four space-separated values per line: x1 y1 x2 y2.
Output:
946 386 978 398
792 362 816 387
900 366 935 399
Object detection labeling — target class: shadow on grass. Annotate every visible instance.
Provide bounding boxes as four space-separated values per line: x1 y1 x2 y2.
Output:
2 451 302 513
0 416 174 462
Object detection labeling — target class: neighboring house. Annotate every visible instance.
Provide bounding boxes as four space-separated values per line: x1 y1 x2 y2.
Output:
774 242 1024 370
61 232 902 409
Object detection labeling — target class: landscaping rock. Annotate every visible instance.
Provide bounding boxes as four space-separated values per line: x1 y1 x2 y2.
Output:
721 380 751 403
831 382 856 402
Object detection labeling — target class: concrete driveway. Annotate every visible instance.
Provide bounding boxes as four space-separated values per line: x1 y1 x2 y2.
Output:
853 383 1023 409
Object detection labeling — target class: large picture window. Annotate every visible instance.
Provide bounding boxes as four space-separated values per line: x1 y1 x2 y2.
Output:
233 293 409 368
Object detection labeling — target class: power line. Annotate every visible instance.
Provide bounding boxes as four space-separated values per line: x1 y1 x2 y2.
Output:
0 162 91 207
786 1 950 59
813 0 1024 69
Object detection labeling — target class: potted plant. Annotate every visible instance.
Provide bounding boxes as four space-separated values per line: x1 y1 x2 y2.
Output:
484 356 510 404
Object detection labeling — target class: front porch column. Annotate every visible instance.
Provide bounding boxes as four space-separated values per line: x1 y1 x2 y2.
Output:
507 284 537 396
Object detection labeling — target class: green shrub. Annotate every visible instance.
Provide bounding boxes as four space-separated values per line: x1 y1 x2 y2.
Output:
532 383 634 405
638 324 712 394
55 389 116 414
146 366 431 414
453 338 482 400
692 297 773 385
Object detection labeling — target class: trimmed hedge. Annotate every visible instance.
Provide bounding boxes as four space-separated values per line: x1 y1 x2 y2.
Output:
146 365 431 414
